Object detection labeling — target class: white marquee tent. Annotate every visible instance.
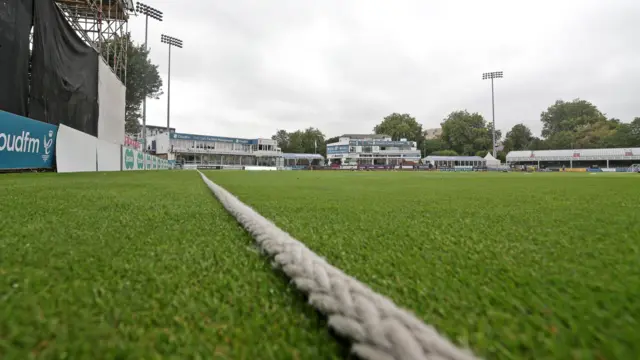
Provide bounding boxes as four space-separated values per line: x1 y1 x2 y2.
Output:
484 152 501 167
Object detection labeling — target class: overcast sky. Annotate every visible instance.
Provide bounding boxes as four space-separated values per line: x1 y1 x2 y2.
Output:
130 0 640 140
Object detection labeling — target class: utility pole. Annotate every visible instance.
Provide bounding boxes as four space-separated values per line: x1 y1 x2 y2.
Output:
482 71 503 158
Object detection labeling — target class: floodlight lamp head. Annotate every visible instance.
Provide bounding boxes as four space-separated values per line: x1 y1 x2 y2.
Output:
161 34 184 48
482 71 504 80
136 2 163 21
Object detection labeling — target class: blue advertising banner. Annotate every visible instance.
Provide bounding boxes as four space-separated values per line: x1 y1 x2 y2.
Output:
170 132 255 144
327 145 349 154
349 140 413 146
0 110 57 170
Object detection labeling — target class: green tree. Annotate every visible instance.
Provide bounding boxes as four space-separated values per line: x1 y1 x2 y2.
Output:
504 123 533 152
272 128 325 154
325 136 340 144
374 113 425 156
540 99 607 139
540 116 621 150
431 150 459 156
271 130 290 151
422 138 448 156
374 113 423 141
528 137 549 151
573 119 619 148
602 117 640 148
633 117 640 135
104 34 163 135
545 131 576 149
303 127 326 155
440 110 496 155
286 131 305 153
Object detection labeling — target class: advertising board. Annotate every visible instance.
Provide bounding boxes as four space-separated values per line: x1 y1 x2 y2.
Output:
124 135 141 150
121 147 168 171
122 147 136 170
349 140 412 146
197 165 224 170
244 166 277 171
327 145 349 154
0 110 57 170
170 132 254 144
357 164 392 170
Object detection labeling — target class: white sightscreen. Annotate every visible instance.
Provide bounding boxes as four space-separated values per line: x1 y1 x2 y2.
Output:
97 140 121 171
56 124 97 173
97 58 126 146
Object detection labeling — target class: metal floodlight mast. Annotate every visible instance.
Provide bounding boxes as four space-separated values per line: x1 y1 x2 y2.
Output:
161 34 184 136
482 71 504 158
136 2 163 153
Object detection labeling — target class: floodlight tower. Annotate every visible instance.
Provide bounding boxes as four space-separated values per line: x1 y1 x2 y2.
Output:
135 2 163 152
160 34 183 135
482 71 503 158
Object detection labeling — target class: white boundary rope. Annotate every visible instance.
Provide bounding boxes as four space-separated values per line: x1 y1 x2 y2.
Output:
198 171 478 360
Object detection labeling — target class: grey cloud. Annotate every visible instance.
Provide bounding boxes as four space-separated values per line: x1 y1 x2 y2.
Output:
134 0 640 140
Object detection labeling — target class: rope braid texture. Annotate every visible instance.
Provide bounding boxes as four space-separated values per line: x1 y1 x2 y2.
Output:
198 172 478 360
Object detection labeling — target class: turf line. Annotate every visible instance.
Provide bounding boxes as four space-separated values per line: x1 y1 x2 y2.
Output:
198 171 478 360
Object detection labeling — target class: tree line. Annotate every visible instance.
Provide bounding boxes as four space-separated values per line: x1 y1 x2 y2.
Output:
274 99 639 161
121 34 638 156
115 35 164 135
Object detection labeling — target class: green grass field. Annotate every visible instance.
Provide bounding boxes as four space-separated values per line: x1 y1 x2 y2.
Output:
1 170 639 359
205 171 640 360
0 172 344 359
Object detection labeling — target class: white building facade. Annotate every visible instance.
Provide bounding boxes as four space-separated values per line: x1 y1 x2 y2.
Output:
326 134 421 166
506 147 640 169
147 131 282 167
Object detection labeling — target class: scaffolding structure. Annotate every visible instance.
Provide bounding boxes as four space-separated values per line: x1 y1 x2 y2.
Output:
54 0 134 83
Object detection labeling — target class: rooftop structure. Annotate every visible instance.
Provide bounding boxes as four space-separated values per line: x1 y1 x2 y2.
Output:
507 147 640 169
339 134 391 140
507 148 640 162
282 153 324 160
134 124 175 142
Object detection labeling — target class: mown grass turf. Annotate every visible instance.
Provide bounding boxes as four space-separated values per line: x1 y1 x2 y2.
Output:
206 171 640 360
0 171 345 359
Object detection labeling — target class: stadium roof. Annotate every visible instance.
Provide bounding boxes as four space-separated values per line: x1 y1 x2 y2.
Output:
424 156 486 162
507 148 640 161
282 153 324 160
340 134 390 139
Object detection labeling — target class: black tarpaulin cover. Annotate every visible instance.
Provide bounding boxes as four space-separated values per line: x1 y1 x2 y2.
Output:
0 0 33 116
29 0 99 136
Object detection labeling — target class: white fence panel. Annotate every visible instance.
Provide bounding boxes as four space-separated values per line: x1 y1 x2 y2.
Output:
56 125 97 173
